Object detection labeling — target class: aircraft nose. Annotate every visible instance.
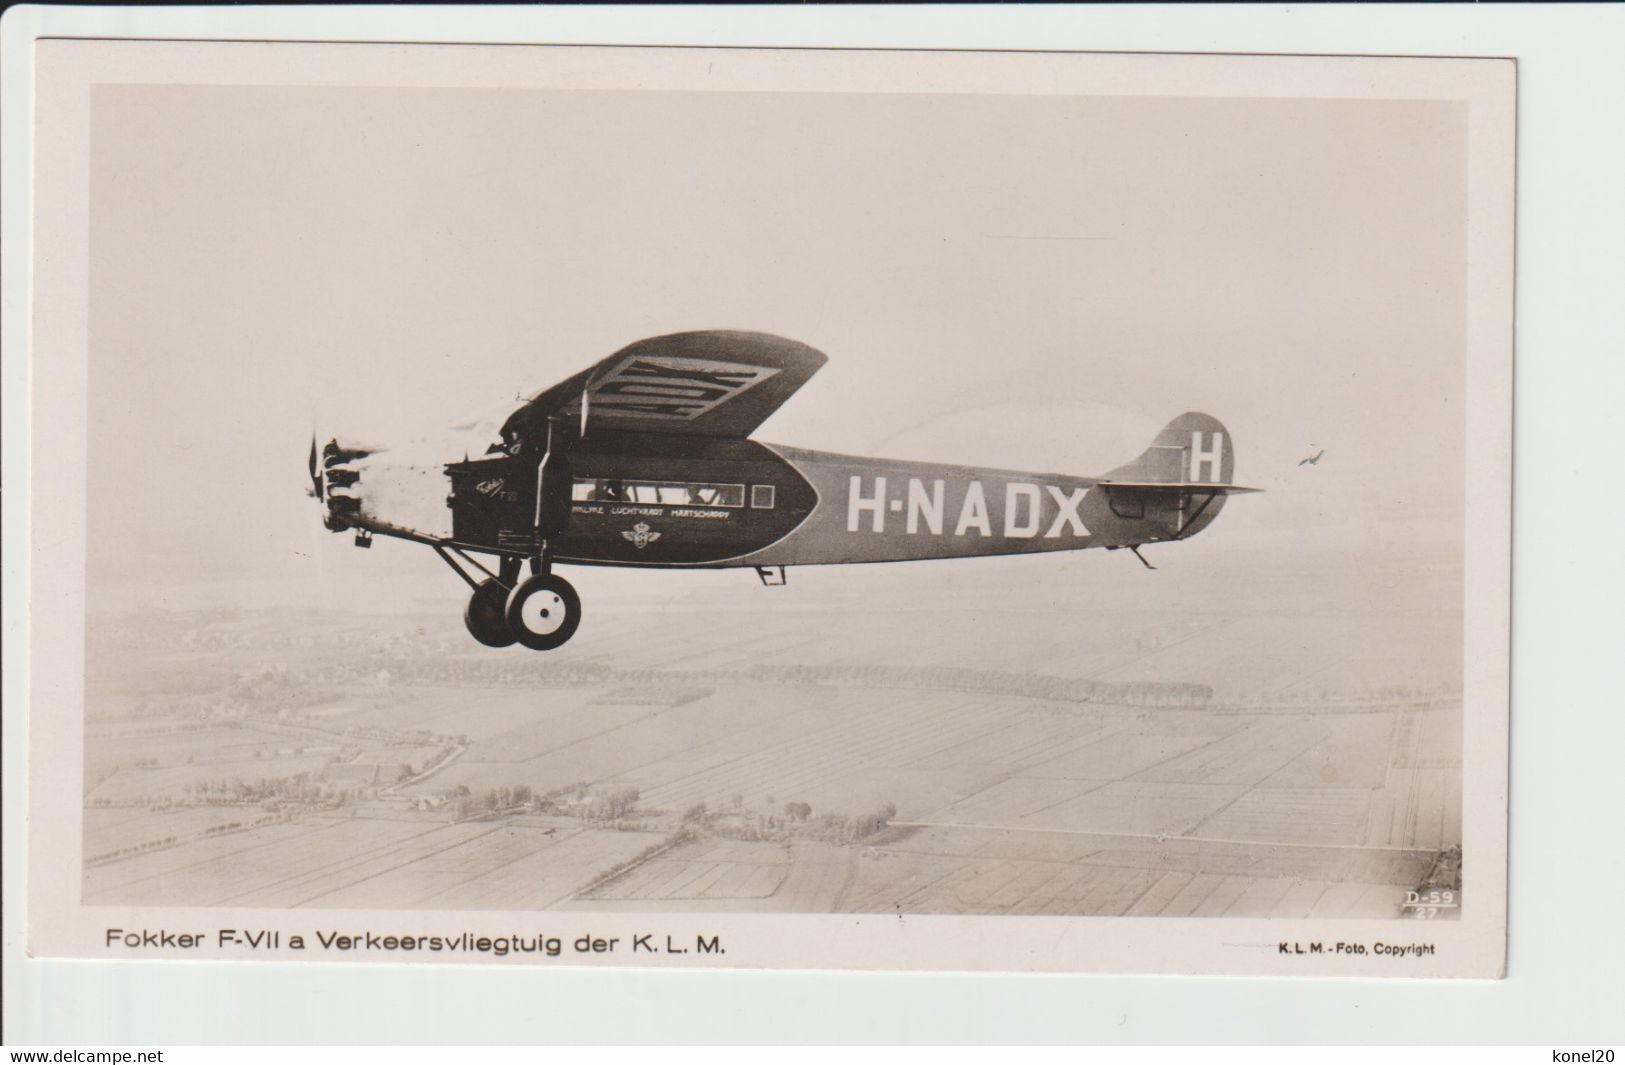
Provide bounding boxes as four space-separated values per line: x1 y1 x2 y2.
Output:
311 436 370 531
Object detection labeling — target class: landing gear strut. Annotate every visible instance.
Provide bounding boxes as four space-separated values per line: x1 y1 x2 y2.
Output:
500 416 583 650
438 546 580 651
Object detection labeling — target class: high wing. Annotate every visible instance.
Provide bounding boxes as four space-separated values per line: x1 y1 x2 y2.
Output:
497 330 828 450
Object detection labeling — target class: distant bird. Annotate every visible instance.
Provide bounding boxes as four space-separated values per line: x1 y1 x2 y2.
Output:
1298 449 1325 467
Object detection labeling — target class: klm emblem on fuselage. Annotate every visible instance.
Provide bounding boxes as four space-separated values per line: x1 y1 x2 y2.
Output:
845 477 1089 538
622 522 662 549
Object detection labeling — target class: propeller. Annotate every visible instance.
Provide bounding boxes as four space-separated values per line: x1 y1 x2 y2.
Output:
307 433 325 501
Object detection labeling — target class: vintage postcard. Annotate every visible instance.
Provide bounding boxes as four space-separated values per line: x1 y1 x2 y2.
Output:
20 40 1513 976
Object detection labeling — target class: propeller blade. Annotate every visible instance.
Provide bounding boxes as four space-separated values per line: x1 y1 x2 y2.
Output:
307 434 324 501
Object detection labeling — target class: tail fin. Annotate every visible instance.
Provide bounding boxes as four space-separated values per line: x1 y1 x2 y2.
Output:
1084 412 1257 546
1103 411 1252 490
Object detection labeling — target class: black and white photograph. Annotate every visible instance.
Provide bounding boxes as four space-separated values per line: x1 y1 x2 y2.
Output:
18 38 1512 980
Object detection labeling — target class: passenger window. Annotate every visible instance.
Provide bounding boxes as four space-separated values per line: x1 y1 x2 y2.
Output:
571 477 745 508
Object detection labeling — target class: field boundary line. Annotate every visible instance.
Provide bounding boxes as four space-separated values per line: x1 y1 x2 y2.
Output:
888 820 1438 856
571 829 694 903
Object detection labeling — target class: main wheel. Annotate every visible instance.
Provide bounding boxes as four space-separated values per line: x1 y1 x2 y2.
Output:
504 573 582 651
463 579 517 648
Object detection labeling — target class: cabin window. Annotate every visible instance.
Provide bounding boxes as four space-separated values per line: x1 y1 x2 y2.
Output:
571 478 745 508
751 484 776 509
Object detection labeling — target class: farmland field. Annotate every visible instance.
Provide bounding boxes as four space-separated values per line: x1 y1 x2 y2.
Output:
81 539 1463 917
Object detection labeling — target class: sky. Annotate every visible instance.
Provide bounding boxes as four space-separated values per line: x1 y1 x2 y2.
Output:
85 83 1467 608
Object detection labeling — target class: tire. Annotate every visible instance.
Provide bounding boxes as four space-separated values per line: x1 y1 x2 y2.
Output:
504 573 582 651
463 579 517 648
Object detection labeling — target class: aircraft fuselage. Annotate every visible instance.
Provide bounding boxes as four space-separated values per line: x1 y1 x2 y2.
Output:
433 429 1214 569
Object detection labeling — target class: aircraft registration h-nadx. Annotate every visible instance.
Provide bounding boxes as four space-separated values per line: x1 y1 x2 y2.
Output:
307 331 1259 650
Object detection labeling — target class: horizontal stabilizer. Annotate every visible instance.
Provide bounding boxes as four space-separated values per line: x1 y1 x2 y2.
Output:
1100 480 1262 494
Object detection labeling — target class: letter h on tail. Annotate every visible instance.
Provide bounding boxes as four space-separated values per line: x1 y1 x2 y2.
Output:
1189 431 1224 483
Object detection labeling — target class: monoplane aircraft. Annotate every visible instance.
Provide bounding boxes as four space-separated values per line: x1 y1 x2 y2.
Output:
308 331 1258 650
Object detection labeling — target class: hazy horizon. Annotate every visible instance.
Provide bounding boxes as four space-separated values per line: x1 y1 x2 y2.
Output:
86 85 1466 609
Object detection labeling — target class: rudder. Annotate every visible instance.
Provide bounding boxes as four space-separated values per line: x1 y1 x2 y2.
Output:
1105 412 1234 488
